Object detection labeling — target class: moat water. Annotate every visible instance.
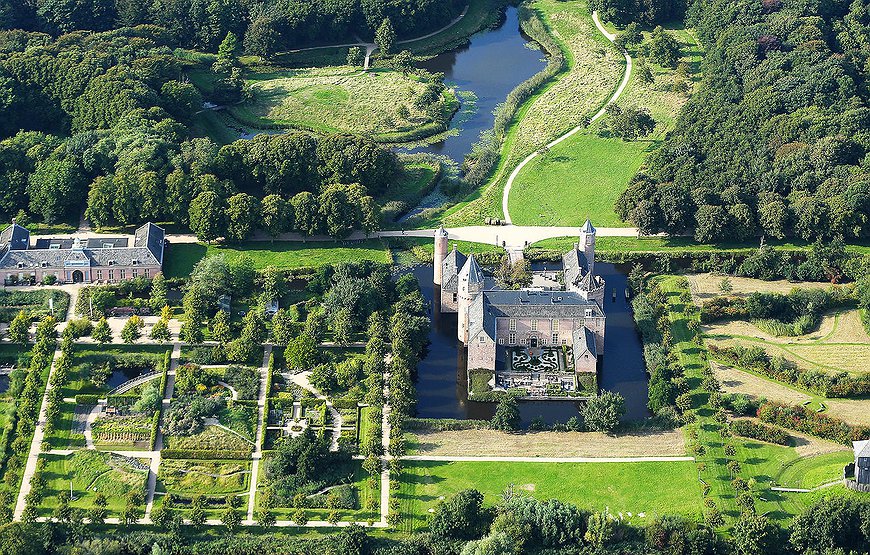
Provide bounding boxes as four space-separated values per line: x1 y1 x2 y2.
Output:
404 262 649 424
405 7 548 163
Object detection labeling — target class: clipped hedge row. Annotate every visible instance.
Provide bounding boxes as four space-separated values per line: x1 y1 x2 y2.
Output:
149 410 160 451
75 394 100 406
331 398 359 410
757 402 870 445
161 449 252 460
730 419 789 445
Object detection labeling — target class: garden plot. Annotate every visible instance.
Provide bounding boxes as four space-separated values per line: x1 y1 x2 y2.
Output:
44 402 87 450
173 363 260 400
62 345 168 398
38 451 148 516
157 459 251 499
0 289 69 322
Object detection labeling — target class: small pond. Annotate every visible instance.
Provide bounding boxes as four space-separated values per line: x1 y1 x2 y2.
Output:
105 366 149 391
403 261 649 425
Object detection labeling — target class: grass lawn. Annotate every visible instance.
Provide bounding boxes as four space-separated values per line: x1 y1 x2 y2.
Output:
38 451 148 517
398 460 703 533
164 424 254 453
164 240 393 278
528 235 870 254
507 134 649 226
157 459 251 496
44 402 86 450
505 24 702 227
231 67 451 142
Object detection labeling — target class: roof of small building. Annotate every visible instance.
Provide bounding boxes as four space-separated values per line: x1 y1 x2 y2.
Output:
855 440 870 460
0 223 30 251
572 326 597 358
435 226 449 238
441 247 467 293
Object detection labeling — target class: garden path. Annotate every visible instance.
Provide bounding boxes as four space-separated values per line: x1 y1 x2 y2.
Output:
500 11 633 225
143 342 180 521
245 345 271 524
13 287 79 520
283 371 344 451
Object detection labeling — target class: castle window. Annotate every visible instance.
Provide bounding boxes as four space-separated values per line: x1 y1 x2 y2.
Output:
132 269 138 278
96 270 102 280
520 338 526 345
108 270 114 281
509 333 516 345
585 309 593 317
453 293 457 302
498 338 504 345
551 319 559 331
561 339 567 345
144 269 150 278
119 269 126 280
530 320 537 331
509 319 516 331
479 336 485 343
552 333 559 344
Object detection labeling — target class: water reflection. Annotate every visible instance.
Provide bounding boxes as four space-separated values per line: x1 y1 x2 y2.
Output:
405 261 649 424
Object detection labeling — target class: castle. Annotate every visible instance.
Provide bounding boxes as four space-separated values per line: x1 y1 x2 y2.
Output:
434 220 606 397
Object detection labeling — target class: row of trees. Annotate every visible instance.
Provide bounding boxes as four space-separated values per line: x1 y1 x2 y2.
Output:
616 0 870 242
592 0 687 26
0 0 467 57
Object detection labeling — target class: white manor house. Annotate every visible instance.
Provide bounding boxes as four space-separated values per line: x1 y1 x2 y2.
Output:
434 220 606 397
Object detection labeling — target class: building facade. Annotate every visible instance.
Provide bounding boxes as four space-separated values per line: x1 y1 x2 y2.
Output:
0 222 165 285
434 221 606 397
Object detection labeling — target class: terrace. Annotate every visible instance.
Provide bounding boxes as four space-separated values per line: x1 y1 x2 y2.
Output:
497 346 577 394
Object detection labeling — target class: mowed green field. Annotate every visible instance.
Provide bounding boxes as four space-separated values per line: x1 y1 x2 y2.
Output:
164 240 393 278
508 134 650 226
398 460 703 533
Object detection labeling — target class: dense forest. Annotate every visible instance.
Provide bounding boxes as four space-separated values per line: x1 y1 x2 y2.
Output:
591 0 687 26
0 26 398 237
0 0 467 55
616 0 870 243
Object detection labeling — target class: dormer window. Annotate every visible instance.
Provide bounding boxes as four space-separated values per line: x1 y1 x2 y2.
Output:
49 243 60 250
108 260 115 266
585 309 593 317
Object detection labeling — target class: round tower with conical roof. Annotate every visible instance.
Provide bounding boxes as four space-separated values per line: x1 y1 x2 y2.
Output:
579 218 596 277
457 253 484 343
434 226 449 286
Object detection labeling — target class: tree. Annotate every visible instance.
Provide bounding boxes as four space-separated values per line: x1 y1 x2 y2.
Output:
225 193 260 242
189 191 224 243
260 194 289 239
150 317 171 342
221 507 241 531
7 310 30 344
347 46 365 67
605 104 656 140
92 317 112 343
375 18 396 56
585 510 616 547
393 50 413 74
149 272 168 312
642 26 681 68
211 309 232 345
615 22 642 49
217 32 239 63
430 489 487 541
292 508 308 526
732 513 780 555
291 191 320 236
636 58 654 84
491 396 520 431
257 509 276 528
121 315 144 343
287 333 318 371
244 16 280 59
582 391 625 433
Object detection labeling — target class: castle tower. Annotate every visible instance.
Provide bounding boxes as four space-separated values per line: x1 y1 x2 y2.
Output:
580 218 596 277
457 253 484 344
433 226 449 286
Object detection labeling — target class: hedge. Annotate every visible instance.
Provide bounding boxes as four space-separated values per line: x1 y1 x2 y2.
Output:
404 418 492 431
331 398 359 410
301 398 326 408
757 402 870 445
105 394 139 407
160 449 252 460
265 351 275 399
149 410 160 451
158 349 171 398
75 394 100 405
730 419 789 445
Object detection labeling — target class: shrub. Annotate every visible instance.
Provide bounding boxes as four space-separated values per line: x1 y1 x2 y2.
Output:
757 402 869 445
730 419 789 445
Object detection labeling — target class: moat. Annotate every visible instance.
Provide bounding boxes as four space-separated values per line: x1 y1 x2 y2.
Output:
404 262 649 424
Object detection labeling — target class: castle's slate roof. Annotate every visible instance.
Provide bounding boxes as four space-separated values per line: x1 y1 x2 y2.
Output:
473 290 603 321
0 223 164 270
562 248 590 288
855 440 870 460
581 218 596 235
435 226 449 238
572 326 597 358
458 253 484 287
441 247 467 293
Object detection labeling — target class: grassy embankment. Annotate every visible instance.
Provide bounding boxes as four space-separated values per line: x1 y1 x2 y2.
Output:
397 459 703 533
529 235 870 255
506 25 703 227
656 276 859 528
443 0 624 226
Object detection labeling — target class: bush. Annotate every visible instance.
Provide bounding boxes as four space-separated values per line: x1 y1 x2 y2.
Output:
757 402 869 445
730 419 789 445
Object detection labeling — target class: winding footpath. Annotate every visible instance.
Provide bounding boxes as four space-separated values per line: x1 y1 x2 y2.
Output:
501 11 633 225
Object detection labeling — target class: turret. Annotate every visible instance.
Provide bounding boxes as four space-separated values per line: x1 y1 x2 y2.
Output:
579 218 596 277
434 226 449 286
457 254 484 343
